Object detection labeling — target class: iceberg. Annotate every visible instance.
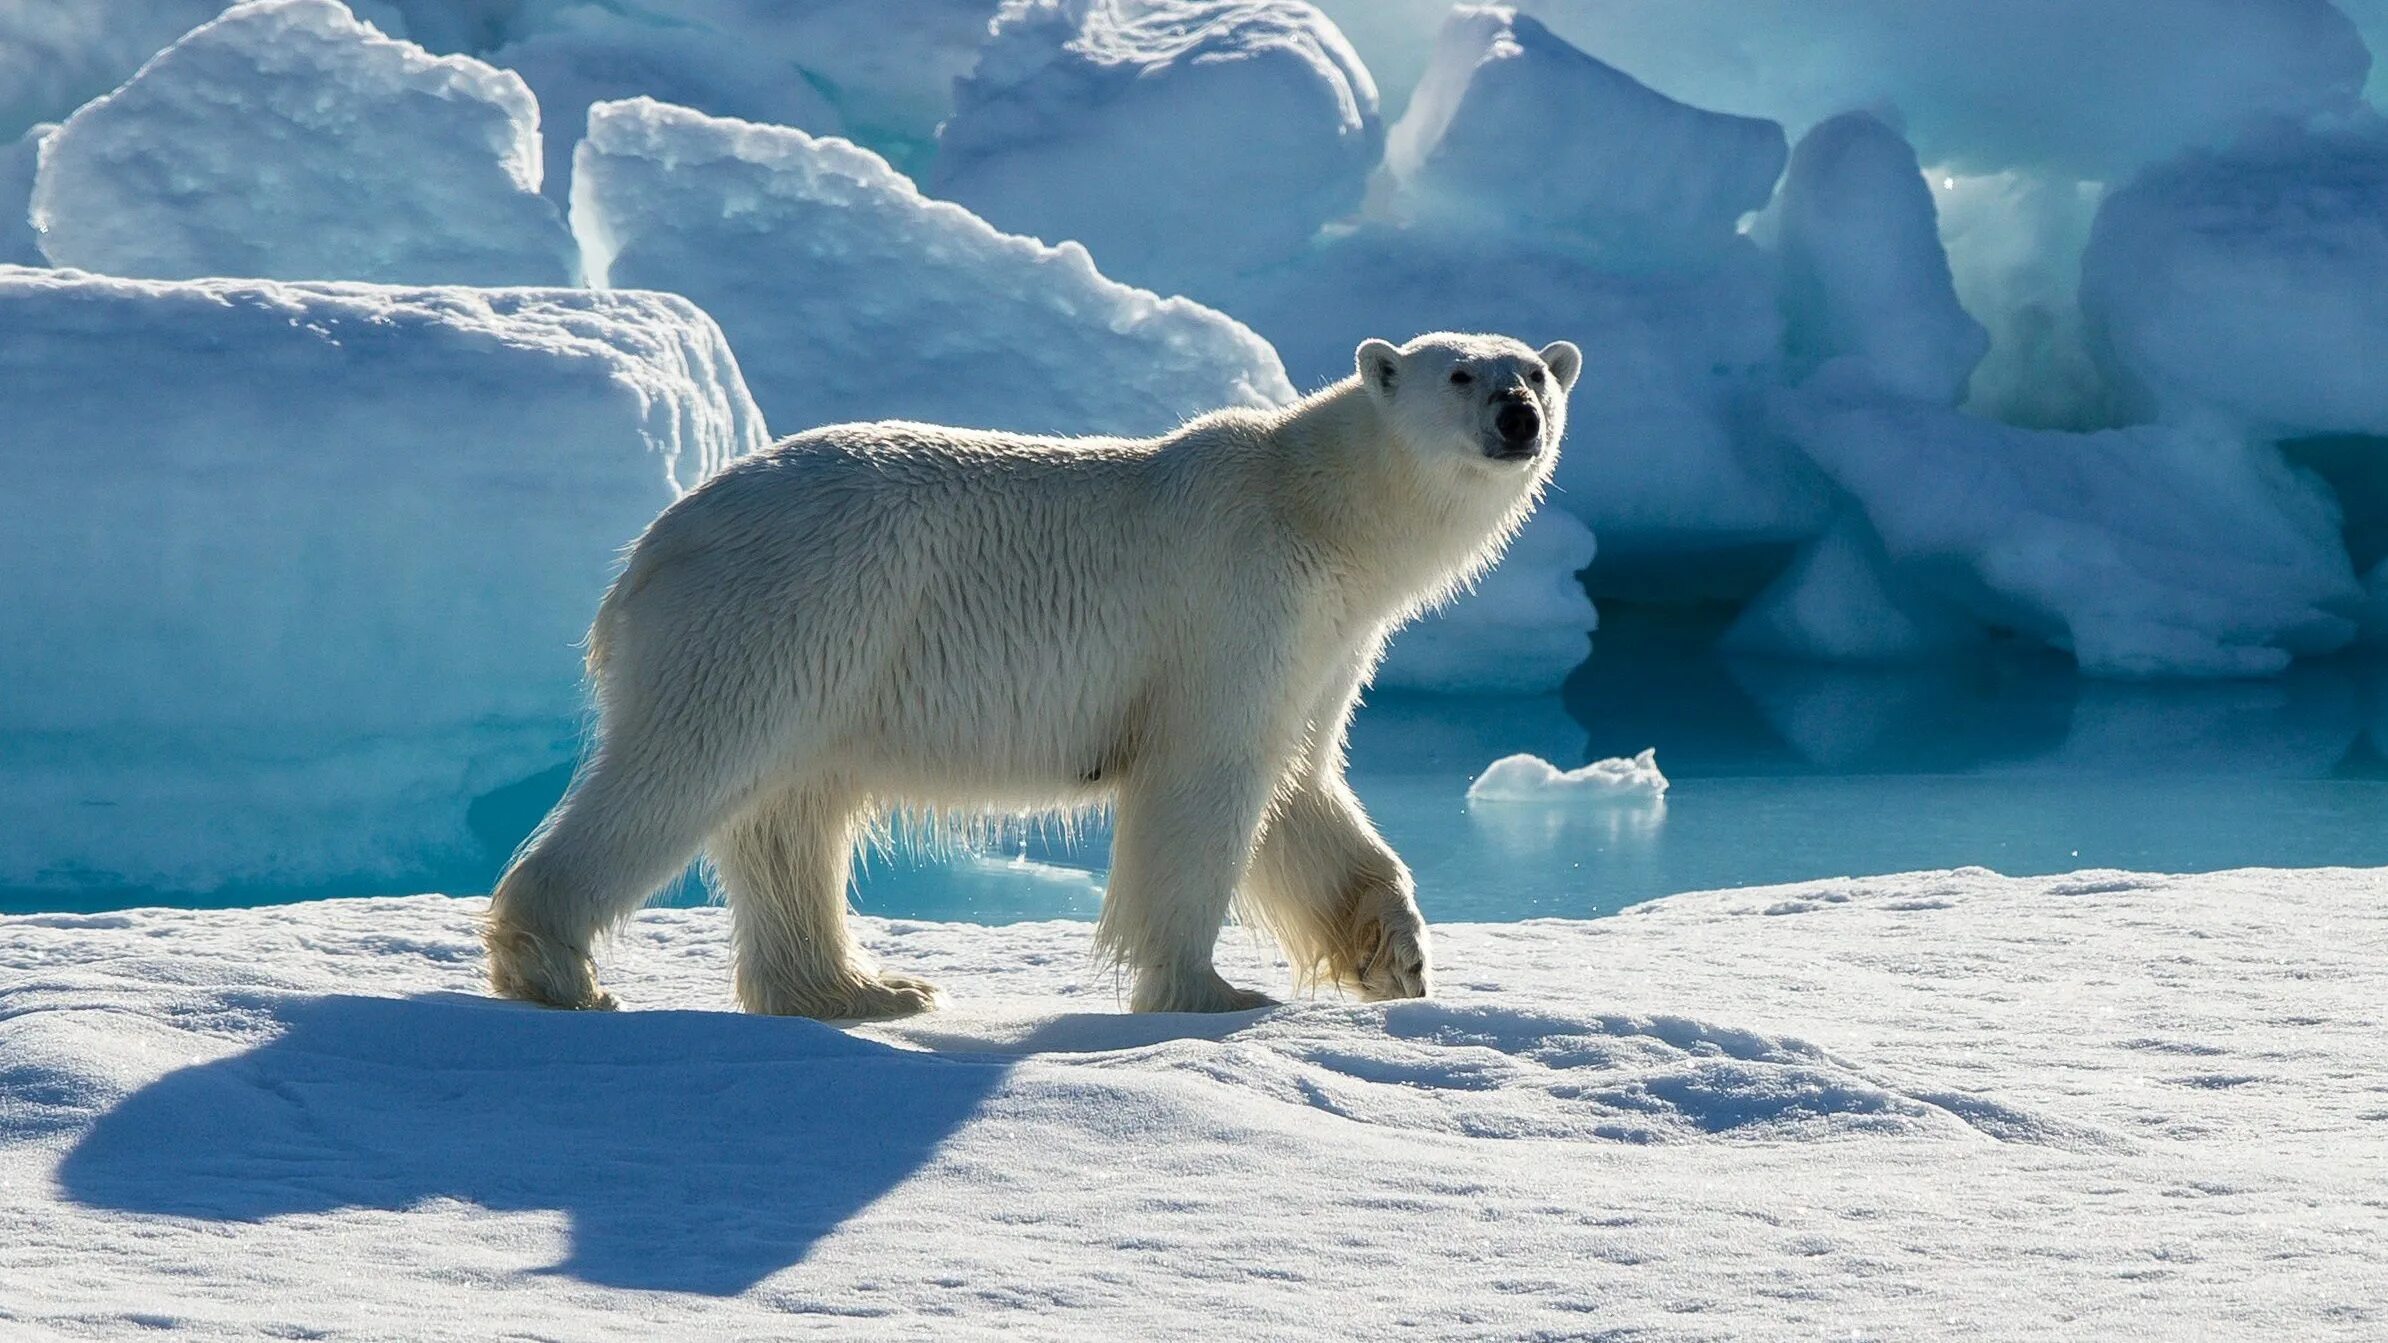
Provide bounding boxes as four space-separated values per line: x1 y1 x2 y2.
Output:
573 97 1294 437
1774 372 2361 679
2083 120 2388 439
0 267 766 896
31 0 576 287
1723 516 1984 664
0 0 225 141
934 0 1381 296
1466 748 1667 803
0 124 47 266
1377 508 1598 694
641 0 1004 145
1388 6 1784 268
1773 112 1986 406
1518 0 2369 177
488 3 844 206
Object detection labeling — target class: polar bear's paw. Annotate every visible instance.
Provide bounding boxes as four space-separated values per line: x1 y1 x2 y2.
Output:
1131 965 1279 1014
1354 907 1431 1003
742 971 943 1021
484 918 619 1011
844 972 945 1021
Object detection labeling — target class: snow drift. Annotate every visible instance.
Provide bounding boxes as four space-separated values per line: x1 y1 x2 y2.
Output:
4 868 2381 1334
0 267 766 896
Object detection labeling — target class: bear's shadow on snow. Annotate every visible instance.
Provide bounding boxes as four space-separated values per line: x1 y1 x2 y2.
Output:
57 991 1015 1295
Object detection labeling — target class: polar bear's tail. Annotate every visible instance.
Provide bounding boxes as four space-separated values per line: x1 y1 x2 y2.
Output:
585 537 663 680
585 574 627 679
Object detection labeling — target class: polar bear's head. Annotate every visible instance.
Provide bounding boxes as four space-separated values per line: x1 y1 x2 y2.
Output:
1355 332 1583 472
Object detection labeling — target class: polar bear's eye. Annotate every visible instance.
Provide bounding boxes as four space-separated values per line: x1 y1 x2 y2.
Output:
1527 367 1545 386
1448 369 1473 386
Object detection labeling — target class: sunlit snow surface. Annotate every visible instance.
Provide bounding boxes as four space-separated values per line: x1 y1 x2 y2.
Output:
3 867 2383 1336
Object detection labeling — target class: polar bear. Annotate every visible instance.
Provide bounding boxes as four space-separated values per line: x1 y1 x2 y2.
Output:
484 331 1582 1018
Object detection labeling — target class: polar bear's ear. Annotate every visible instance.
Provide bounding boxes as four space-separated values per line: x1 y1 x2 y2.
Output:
1356 338 1402 401
1539 340 1583 392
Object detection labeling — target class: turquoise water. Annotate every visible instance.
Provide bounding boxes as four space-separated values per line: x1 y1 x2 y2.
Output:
839 650 2388 923
13 644 2388 922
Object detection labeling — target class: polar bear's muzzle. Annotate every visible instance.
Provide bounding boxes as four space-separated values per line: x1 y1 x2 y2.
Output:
1486 393 1543 461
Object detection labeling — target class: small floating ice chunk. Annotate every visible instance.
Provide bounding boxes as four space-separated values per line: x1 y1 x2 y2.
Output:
1466 749 1669 804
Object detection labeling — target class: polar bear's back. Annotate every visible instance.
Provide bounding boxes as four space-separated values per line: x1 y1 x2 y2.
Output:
662 418 1235 597
588 414 1290 799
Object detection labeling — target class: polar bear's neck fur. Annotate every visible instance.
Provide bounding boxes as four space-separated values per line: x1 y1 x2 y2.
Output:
1205 376 1549 628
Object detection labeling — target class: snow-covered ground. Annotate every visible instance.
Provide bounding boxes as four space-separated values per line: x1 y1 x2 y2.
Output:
5 867 2383 1338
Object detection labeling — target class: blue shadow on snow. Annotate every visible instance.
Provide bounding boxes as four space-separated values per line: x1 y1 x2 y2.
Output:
56 991 1012 1295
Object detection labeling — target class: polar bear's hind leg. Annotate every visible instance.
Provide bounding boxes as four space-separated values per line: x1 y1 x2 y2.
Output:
713 783 940 1020
484 735 736 1010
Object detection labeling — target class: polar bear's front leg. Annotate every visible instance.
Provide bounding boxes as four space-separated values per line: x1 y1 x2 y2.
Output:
1349 887 1431 1003
1251 769 1432 998
1245 772 1432 1002
1097 754 1281 1013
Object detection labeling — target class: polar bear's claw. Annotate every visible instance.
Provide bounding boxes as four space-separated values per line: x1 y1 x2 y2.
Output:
831 973 944 1021
484 916 618 1011
1356 917 1430 1003
1131 965 1279 1014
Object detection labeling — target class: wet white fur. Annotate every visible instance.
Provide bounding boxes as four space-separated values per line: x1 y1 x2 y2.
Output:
483 332 1582 1018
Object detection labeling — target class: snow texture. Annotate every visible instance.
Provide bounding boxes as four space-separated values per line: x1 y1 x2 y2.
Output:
31 0 576 287
0 267 766 896
934 0 1381 296
574 97 1295 437
488 4 844 207
1775 373 2363 679
1387 6 1785 268
3 867 2383 1335
1466 747 1666 802
1375 508 1597 695
1774 112 1987 406
0 124 49 266
2083 119 2388 439
1518 0 2372 178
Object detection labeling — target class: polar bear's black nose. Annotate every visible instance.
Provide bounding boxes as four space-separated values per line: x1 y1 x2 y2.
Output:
1495 398 1540 447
